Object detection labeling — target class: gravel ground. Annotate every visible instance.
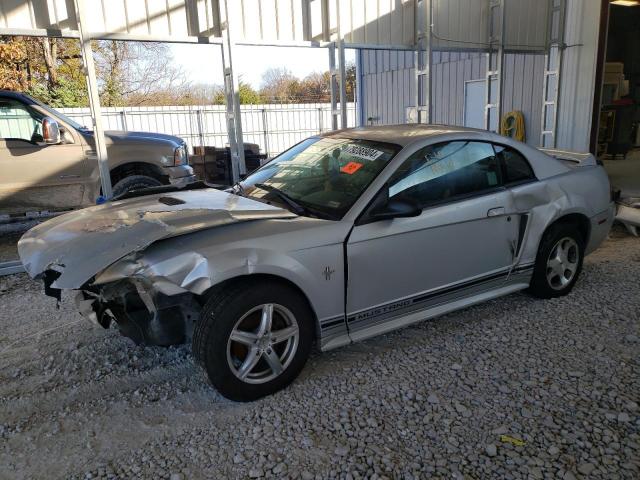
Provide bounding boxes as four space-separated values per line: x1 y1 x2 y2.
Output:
0 227 639 480
0 219 42 262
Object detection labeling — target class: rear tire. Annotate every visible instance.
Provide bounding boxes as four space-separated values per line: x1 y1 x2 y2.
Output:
528 223 584 299
193 281 314 401
112 175 162 197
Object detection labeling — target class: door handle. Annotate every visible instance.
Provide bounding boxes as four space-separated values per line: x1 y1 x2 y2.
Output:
487 207 505 217
59 174 80 179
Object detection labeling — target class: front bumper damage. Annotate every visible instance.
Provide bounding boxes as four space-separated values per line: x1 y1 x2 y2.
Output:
18 188 298 346
74 279 201 346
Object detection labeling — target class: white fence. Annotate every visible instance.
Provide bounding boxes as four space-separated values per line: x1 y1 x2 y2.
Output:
59 103 357 158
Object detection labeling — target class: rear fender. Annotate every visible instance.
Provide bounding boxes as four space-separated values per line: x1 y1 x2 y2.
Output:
512 171 608 265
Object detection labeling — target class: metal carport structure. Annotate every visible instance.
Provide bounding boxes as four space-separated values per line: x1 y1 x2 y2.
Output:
0 0 422 197
1 0 596 198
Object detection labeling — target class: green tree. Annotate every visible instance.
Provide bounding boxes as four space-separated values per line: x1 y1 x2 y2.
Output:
239 82 263 104
212 82 262 105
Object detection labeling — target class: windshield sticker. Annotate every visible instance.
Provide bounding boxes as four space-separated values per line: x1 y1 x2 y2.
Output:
340 161 364 175
343 144 384 161
327 200 341 208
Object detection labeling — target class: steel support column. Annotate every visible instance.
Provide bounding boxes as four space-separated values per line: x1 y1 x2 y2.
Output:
540 0 567 148
484 0 505 132
73 0 112 199
414 0 432 124
338 39 347 129
221 0 246 182
329 0 348 130
329 41 347 130
355 48 365 127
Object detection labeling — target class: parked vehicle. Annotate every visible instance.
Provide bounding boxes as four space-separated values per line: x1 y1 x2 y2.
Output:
0 90 195 215
19 125 615 401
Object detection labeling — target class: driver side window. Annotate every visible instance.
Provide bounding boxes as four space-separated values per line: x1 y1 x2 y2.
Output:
388 141 502 208
0 99 43 143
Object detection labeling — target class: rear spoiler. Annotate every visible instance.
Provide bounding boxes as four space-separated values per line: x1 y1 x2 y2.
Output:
540 148 600 166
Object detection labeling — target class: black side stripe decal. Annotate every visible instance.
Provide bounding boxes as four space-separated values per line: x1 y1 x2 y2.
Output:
321 318 345 329
411 270 508 304
347 265 534 324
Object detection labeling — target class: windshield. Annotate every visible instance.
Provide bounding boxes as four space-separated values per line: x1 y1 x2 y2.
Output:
241 137 401 220
29 96 87 131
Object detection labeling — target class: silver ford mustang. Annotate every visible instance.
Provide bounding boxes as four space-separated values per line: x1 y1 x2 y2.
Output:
19 125 615 401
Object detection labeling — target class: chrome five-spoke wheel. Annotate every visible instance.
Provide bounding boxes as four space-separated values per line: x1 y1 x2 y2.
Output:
226 303 300 384
545 236 579 290
194 282 314 401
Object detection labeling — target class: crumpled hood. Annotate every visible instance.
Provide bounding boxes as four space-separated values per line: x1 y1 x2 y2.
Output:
18 189 297 289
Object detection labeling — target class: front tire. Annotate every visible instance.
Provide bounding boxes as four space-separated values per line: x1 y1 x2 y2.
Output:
112 174 162 197
193 281 314 401
528 223 584 299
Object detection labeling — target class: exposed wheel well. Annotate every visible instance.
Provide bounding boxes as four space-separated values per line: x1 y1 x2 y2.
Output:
545 213 591 245
110 162 167 186
197 274 319 339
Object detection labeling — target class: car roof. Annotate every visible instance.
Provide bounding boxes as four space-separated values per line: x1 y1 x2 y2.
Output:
319 124 506 147
0 90 33 102
0 90 27 98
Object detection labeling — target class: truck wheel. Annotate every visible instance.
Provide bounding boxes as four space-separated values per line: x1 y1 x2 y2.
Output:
193 281 314 401
112 175 162 197
528 223 584 299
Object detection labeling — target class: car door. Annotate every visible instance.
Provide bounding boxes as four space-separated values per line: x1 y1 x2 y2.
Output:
0 98 90 214
346 140 520 340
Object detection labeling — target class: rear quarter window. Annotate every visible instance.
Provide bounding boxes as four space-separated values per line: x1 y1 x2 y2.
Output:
495 145 536 185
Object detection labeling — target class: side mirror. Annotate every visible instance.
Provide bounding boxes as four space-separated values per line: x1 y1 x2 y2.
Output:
370 198 422 221
359 185 422 225
42 117 61 144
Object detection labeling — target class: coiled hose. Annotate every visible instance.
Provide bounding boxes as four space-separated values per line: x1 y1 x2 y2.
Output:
500 111 526 142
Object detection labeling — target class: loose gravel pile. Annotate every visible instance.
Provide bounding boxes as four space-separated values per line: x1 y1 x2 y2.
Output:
1 227 639 479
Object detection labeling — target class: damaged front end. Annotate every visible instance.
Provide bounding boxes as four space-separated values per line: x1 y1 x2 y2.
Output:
19 188 297 346
74 279 201 346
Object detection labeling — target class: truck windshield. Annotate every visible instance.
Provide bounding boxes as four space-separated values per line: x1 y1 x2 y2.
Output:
29 97 87 131
241 137 401 220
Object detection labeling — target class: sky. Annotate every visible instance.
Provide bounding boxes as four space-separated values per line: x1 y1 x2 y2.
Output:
170 43 354 88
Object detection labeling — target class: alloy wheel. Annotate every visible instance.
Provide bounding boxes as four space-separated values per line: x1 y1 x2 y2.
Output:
226 303 300 384
545 237 579 290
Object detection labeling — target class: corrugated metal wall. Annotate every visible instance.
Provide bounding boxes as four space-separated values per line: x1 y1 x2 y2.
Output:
0 0 419 46
360 49 546 146
555 0 601 152
2 0 552 50
360 50 416 125
501 53 546 145
429 0 549 52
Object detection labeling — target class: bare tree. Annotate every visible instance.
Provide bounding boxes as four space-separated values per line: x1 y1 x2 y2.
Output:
93 41 190 106
258 64 355 104
40 38 58 87
260 67 299 103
